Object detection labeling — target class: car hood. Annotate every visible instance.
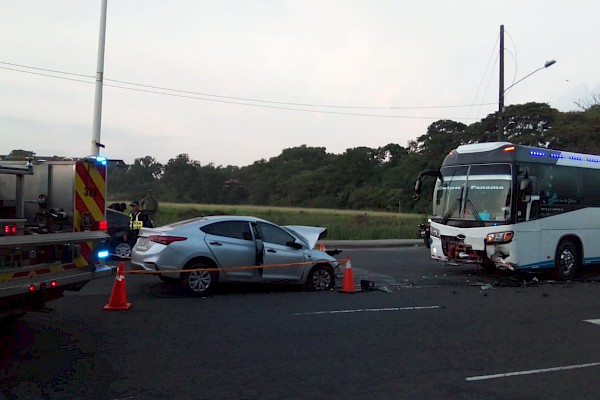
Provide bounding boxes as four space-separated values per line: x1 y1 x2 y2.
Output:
283 225 327 249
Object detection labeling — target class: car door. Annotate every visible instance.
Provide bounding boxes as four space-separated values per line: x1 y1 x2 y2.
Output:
202 221 260 280
254 221 306 282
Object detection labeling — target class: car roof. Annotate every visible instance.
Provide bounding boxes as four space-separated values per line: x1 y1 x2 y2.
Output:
167 215 271 227
204 215 268 222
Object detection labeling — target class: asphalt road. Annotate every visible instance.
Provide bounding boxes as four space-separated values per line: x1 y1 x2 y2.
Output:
1 246 600 399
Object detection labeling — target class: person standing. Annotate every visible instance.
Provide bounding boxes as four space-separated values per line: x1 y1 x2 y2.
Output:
142 190 159 225
125 200 152 247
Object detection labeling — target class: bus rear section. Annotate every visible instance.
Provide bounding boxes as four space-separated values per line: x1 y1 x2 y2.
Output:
414 142 600 278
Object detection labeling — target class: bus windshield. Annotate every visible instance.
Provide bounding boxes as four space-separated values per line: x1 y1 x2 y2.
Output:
433 164 512 222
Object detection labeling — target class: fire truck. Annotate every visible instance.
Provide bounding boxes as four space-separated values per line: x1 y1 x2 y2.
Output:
0 156 113 319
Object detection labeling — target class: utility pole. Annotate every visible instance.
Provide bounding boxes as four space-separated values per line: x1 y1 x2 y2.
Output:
497 24 504 142
91 0 108 156
497 25 556 143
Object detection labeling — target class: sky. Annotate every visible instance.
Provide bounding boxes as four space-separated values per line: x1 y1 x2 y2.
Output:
1 0 599 167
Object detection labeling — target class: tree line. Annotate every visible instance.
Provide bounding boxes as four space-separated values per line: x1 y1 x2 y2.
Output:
9 101 600 214
108 101 600 213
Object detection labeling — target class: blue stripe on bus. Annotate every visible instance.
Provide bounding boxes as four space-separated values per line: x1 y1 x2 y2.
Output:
515 260 555 270
517 257 600 270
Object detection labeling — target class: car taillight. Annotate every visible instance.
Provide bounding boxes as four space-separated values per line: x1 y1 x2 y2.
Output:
2 223 18 235
149 235 188 245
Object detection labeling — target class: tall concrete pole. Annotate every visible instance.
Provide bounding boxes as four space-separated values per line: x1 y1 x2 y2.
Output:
497 24 504 142
91 0 108 156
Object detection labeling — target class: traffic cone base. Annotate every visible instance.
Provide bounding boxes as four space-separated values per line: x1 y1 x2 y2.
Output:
338 258 358 293
104 261 131 310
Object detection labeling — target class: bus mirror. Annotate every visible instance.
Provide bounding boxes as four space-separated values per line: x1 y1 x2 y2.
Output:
519 178 532 202
413 180 422 201
414 180 422 193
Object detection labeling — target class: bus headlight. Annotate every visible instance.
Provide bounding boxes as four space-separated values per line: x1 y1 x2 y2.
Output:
430 226 440 238
486 231 514 244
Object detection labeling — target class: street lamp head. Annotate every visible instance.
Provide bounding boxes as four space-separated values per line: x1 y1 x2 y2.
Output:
544 60 556 68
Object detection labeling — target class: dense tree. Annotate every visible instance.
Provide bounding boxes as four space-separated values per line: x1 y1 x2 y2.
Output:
5 149 34 160
549 105 600 153
462 102 559 147
414 120 466 161
108 156 163 201
161 154 200 203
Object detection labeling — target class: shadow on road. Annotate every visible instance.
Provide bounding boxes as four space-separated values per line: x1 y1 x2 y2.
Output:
142 281 305 299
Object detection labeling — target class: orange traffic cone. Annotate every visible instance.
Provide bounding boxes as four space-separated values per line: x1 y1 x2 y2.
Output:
104 261 131 310
338 258 357 293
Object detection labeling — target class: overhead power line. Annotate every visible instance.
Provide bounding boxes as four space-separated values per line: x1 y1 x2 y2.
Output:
0 61 495 120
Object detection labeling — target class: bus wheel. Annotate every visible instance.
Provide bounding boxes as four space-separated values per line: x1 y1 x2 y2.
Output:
555 240 578 280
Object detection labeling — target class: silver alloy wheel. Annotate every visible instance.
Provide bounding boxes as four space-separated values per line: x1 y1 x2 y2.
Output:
559 248 576 277
311 268 332 290
115 242 132 258
187 270 212 293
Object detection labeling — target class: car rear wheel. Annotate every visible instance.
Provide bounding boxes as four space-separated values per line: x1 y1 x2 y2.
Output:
306 264 335 291
114 242 132 258
180 261 218 296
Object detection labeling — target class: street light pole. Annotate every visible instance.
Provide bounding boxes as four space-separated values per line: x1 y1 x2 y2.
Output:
91 0 108 156
497 25 556 142
498 25 505 141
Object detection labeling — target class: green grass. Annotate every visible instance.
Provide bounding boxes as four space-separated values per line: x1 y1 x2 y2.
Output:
138 203 427 240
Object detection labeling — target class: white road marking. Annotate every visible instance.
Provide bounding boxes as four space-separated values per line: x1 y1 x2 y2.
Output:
466 362 600 381
292 305 439 316
584 319 600 325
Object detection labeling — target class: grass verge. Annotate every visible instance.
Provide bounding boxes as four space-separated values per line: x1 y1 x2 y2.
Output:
130 203 427 240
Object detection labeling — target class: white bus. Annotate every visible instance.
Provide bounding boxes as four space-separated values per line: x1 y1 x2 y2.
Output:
413 142 600 279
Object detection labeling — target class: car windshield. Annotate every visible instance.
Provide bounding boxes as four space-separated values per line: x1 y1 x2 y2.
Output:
432 163 512 222
282 227 308 247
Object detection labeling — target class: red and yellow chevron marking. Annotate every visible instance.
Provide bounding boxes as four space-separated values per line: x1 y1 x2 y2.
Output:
74 161 106 264
74 162 106 230
0 262 82 282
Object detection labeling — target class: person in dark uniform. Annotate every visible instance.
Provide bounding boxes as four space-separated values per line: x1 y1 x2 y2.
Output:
141 190 159 226
124 200 153 247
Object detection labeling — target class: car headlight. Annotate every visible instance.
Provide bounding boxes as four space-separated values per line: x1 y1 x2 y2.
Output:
486 231 514 244
430 226 440 238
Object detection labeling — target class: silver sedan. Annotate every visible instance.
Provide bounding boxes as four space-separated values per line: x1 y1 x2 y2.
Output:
130 215 341 296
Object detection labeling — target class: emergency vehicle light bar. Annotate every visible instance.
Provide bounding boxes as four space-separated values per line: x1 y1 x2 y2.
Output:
82 155 108 166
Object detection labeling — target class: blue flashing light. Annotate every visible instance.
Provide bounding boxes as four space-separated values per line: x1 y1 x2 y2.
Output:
83 155 108 166
95 155 108 166
550 153 564 159
587 158 600 163
97 249 110 259
529 150 546 157
569 156 584 161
